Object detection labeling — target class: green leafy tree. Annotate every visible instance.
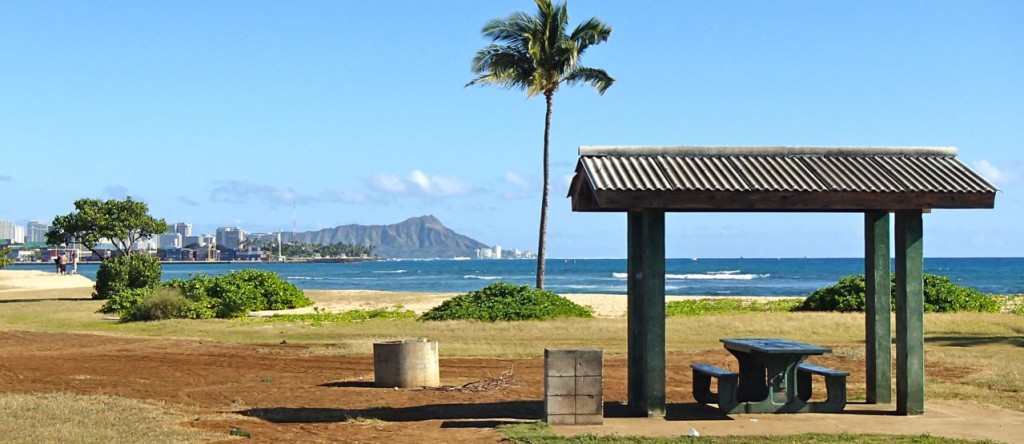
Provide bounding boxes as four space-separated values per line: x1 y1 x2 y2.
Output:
46 197 168 257
468 0 614 289
0 247 13 269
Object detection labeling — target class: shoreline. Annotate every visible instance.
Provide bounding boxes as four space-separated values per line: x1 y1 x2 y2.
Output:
0 269 803 318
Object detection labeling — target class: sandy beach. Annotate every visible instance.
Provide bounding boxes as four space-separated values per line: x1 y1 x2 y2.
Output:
0 269 95 292
0 269 800 317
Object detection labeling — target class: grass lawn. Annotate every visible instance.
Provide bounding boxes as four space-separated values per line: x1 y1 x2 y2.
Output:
1 286 1021 442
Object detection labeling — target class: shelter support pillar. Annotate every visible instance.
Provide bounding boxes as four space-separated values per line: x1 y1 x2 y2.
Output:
865 211 892 404
895 210 925 415
627 210 666 417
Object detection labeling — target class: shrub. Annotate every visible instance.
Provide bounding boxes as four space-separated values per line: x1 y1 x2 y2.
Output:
799 274 1001 313
798 275 867 312
125 287 190 322
204 269 312 317
98 287 152 315
420 282 592 321
165 270 312 318
93 254 162 300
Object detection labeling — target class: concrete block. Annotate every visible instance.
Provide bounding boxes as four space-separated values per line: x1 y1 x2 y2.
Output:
576 376 603 396
545 395 576 415
546 414 576 425
575 349 603 377
546 376 576 396
574 414 604 425
545 349 577 377
575 395 602 415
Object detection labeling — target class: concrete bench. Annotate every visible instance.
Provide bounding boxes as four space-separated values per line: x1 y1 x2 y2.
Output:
797 362 849 413
690 363 739 412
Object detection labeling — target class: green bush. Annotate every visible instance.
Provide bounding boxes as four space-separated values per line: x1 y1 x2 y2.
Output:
799 274 1001 313
420 282 592 321
93 254 162 300
165 270 312 318
124 287 191 322
204 269 312 317
99 287 152 315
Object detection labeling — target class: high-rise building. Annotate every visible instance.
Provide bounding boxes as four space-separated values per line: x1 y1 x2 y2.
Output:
157 233 183 249
183 234 215 247
0 220 21 243
26 221 51 243
215 227 245 250
168 222 192 237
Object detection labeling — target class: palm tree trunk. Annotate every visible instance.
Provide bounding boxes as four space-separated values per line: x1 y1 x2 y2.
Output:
537 92 553 290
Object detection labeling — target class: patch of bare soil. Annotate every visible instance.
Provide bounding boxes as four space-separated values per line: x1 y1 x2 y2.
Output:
0 331 972 443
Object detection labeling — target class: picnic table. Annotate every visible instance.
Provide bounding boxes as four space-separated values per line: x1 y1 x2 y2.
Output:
691 338 848 414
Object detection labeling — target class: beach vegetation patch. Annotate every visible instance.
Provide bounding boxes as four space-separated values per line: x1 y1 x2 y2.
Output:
123 287 191 322
799 274 1002 313
93 253 162 300
262 307 416 326
168 269 314 318
420 282 593 321
102 269 312 321
665 298 801 317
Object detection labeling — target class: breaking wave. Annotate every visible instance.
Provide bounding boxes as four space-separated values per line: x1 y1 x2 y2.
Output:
612 271 768 280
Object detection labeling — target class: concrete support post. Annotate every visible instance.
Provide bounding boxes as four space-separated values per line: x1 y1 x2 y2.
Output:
626 210 666 417
895 210 925 415
865 211 892 404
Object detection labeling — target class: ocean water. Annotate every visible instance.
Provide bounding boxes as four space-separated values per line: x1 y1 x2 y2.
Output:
14 257 1024 296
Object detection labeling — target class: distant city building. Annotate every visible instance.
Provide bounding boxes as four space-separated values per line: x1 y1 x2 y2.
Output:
157 233 183 249
168 222 192 237
183 234 212 247
494 245 502 259
26 221 51 243
0 220 23 243
216 227 245 250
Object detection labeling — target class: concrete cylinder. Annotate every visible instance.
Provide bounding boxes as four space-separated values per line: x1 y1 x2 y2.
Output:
373 339 440 388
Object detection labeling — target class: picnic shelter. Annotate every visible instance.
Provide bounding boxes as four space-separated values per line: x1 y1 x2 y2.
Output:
567 145 997 417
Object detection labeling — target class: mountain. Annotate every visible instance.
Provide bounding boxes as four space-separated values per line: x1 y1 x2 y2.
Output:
281 215 490 259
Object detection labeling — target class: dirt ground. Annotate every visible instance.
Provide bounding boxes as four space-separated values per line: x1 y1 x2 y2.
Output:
0 330 895 443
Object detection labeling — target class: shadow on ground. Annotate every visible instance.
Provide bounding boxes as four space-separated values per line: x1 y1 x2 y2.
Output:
239 401 543 423
926 335 1024 348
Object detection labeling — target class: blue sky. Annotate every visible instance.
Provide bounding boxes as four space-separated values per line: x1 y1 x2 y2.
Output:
2 1 1021 258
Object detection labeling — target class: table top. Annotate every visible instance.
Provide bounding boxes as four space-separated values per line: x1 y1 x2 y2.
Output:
721 338 831 355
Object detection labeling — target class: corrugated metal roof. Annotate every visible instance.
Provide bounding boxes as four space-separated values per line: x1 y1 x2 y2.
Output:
657 156 748 191
577 148 996 194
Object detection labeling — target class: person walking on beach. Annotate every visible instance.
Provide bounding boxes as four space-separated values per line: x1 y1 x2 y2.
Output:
58 253 68 276
53 254 61 274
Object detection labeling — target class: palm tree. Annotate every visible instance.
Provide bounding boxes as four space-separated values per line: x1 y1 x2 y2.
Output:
467 0 614 289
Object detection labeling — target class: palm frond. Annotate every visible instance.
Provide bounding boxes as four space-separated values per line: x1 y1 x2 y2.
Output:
570 17 612 55
562 66 615 95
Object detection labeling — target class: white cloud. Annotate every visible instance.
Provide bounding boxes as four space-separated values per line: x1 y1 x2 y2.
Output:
367 174 408 194
501 171 539 200
210 181 306 206
0 174 11 181
972 160 1014 185
505 171 531 189
367 170 472 198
